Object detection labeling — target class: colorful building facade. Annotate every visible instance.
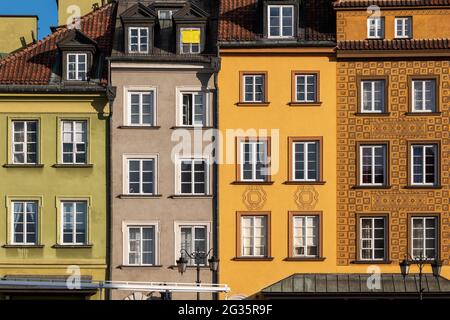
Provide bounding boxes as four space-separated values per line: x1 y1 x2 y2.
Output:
0 3 115 299
217 0 338 299
0 15 37 57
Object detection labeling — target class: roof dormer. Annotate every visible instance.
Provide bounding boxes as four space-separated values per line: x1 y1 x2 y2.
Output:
173 3 209 55
263 0 299 39
57 29 98 83
120 3 157 54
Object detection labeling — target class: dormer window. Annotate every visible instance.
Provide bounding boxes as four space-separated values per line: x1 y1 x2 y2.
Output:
67 53 87 81
180 28 201 54
129 27 149 53
268 5 294 38
367 17 384 39
158 10 173 20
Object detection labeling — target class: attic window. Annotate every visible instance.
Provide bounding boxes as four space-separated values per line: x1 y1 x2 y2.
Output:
158 10 172 20
180 28 201 54
267 5 294 38
67 53 87 81
129 27 149 53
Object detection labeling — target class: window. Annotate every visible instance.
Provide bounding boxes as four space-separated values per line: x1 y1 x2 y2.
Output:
12 201 38 245
295 74 317 103
158 10 172 20
126 158 156 195
243 74 265 103
292 141 320 182
359 217 386 261
411 216 438 259
367 17 384 39
268 5 294 38
180 92 205 126
361 80 386 113
359 145 387 186
129 27 149 53
240 215 268 257
61 201 87 245
395 17 412 38
12 120 38 164
292 215 319 257
178 225 208 265
61 120 87 164
410 144 438 186
180 28 201 54
128 91 155 126
127 225 156 265
67 53 87 81
239 140 269 182
412 79 436 112
178 158 208 195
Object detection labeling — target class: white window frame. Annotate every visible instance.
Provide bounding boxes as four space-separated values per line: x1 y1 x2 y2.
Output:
126 90 156 126
359 217 386 261
361 80 385 113
243 74 265 103
412 79 436 112
158 10 173 20
123 221 159 266
174 221 211 266
60 201 88 245
359 145 387 186
176 87 208 127
11 201 38 245
128 27 149 53
67 53 87 81
123 154 158 195
267 5 294 39
410 144 438 186
180 27 201 54
12 120 38 164
395 17 412 39
367 17 383 39
240 215 268 257
295 74 317 103
411 216 438 260
176 156 210 195
292 215 319 258
239 140 269 182
61 120 88 164
292 141 320 182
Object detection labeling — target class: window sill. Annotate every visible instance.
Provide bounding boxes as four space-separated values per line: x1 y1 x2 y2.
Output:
351 260 392 265
354 112 391 117
288 102 322 107
170 126 214 130
3 164 44 168
52 164 94 168
283 181 326 185
232 257 274 261
168 265 211 270
236 102 270 107
352 185 392 190
231 181 274 185
117 265 163 269
404 112 441 116
404 185 442 190
118 194 163 199
118 125 161 129
168 195 213 199
284 257 326 262
52 244 93 249
3 244 44 248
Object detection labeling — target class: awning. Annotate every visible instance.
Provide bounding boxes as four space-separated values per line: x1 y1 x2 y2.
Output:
259 273 450 299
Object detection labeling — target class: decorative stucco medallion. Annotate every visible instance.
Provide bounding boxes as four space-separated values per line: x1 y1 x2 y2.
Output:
242 186 267 210
294 186 319 210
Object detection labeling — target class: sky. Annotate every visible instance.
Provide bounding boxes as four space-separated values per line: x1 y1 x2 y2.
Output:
0 0 57 39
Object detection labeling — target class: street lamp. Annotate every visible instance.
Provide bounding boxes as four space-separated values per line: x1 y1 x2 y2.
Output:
399 254 442 300
176 248 219 300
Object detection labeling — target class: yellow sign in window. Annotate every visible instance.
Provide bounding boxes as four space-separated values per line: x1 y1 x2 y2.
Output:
181 29 201 44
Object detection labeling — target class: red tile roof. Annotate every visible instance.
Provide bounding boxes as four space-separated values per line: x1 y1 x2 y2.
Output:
333 0 450 8
218 0 336 42
337 39 450 50
0 2 116 86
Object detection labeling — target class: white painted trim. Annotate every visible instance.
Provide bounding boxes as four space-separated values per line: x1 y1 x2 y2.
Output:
122 153 159 195
175 86 209 127
173 221 212 265
174 154 211 195
123 86 158 126
122 220 160 266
